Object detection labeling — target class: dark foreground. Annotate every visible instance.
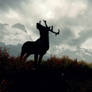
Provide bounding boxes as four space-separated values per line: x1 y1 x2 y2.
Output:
0 48 92 92
0 63 92 92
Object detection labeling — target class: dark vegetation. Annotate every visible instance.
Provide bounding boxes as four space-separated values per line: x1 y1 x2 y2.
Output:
0 47 92 92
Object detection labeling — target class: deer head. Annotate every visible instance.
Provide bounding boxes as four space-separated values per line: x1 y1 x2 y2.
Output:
43 20 60 36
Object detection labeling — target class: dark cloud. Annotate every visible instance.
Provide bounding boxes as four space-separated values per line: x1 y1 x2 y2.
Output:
87 0 92 4
12 23 26 32
49 26 75 47
0 22 9 40
0 0 30 12
0 23 8 29
68 29 92 46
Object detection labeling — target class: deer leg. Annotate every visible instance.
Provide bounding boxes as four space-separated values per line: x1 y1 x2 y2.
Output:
34 54 38 68
38 54 44 65
24 53 30 61
20 50 25 61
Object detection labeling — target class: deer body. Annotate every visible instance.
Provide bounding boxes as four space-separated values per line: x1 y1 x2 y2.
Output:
21 36 49 56
20 20 60 66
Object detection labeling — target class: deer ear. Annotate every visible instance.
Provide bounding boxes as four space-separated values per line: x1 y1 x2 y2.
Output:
48 27 50 29
52 26 53 30
39 21 41 24
43 20 46 23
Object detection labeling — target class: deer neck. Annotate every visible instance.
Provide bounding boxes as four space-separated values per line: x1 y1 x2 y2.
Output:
40 34 49 44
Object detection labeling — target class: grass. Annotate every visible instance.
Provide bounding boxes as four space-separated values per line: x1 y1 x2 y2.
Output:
0 47 92 92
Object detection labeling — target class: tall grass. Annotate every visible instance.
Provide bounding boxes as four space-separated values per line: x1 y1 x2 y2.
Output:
0 47 91 71
0 47 92 92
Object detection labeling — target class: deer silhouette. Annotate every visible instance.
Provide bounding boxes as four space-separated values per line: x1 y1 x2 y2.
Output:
20 20 60 67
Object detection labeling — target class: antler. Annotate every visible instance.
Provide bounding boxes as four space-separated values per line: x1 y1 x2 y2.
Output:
55 29 60 36
49 27 60 36
43 20 48 27
43 20 60 36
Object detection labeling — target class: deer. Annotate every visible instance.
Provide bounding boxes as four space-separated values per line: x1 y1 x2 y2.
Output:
20 20 60 67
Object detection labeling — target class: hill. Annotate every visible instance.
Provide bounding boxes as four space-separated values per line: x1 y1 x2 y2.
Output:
0 47 92 92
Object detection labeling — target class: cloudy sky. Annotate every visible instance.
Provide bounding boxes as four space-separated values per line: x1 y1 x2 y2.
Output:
0 0 92 62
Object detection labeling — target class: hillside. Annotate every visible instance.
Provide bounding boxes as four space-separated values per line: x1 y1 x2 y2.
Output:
0 47 92 92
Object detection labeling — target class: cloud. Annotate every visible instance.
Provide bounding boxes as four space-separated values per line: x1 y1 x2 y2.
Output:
20 0 87 22
67 29 92 46
0 0 30 12
12 23 26 32
49 26 75 47
0 22 9 40
81 38 92 49
0 22 32 45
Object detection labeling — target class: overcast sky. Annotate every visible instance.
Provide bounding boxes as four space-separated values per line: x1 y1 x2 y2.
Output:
0 0 92 62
